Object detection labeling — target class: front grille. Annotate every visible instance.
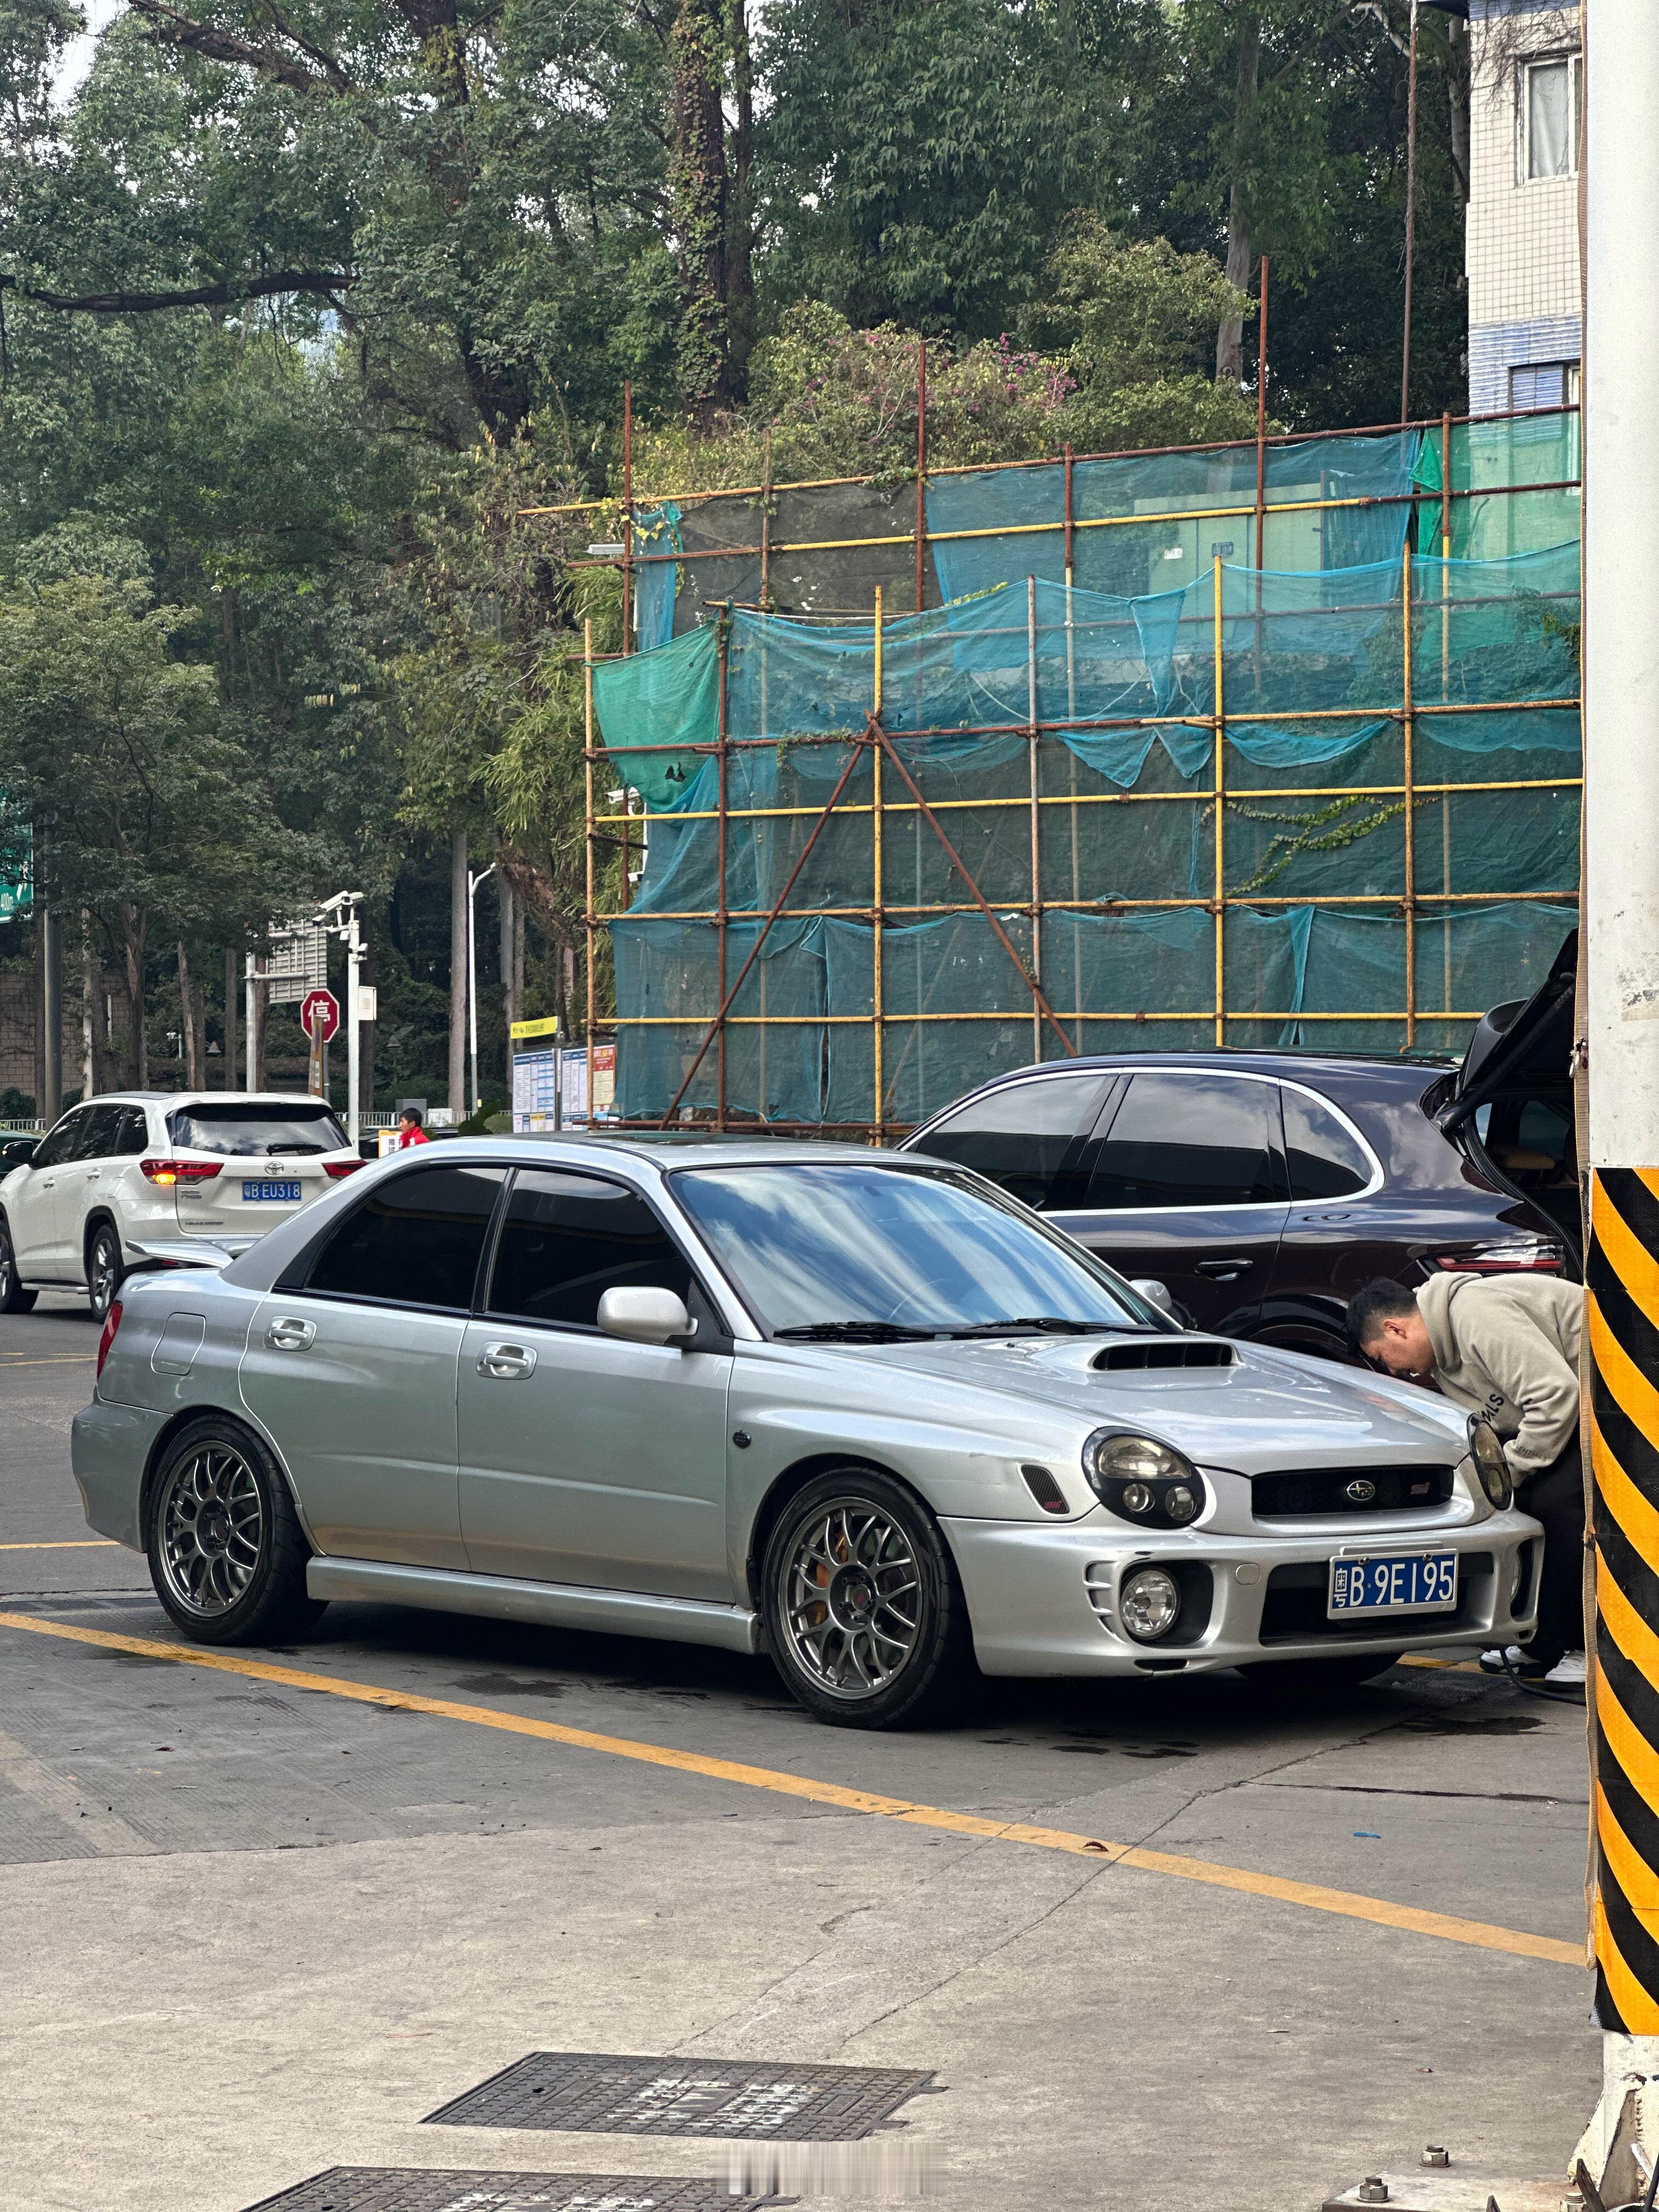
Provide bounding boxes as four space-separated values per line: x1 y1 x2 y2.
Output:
1258 1552 1493 1644
1252 1464 1455 1520
1094 1340 1235 1371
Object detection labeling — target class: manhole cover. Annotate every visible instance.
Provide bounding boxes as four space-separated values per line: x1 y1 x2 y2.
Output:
424 2053 938 2141
241 2168 783 2211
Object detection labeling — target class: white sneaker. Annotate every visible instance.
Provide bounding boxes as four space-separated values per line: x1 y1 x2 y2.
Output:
1544 1651 1587 1686
1480 1644 1544 1678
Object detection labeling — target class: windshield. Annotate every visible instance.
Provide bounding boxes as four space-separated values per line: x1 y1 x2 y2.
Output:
166 1103 348 1158
672 1162 1155 1338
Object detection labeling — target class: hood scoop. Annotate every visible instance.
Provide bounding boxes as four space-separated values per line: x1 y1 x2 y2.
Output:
1092 1338 1237 1372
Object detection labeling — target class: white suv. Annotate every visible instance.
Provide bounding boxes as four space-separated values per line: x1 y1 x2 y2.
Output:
0 1092 363 1320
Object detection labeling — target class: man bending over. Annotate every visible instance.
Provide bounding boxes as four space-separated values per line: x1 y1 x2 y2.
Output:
1347 1272 1585 1687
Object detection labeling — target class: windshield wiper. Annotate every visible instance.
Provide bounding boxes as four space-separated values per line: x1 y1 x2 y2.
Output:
269 1141 326 1155
773 1321 941 1343
943 1316 1126 1339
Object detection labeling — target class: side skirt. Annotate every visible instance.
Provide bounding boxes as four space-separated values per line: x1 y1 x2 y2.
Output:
304 1555 763 1656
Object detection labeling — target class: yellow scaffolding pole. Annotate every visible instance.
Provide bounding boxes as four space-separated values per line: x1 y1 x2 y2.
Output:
873 586 885 1133
1213 554 1226 1048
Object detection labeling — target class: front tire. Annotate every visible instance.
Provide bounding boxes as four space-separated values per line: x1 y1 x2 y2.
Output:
0 1218 37 1313
86 1220 123 1322
145 1415 326 1645
761 1468 976 1729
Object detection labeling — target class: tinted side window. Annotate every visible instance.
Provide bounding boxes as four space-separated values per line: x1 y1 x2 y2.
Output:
915 1076 1109 1210
115 1107 151 1158
32 1111 89 1171
1081 1073 1283 1209
1282 1088 1373 1200
307 1166 505 1309
77 1105 125 1161
487 1169 691 1329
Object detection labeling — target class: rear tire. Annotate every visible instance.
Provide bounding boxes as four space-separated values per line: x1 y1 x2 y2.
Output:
145 1415 327 1645
761 1468 977 1730
86 1220 123 1323
1244 1651 1403 1692
0 1218 37 1313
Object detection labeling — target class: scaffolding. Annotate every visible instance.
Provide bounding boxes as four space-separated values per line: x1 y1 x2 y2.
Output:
534 397 1582 1133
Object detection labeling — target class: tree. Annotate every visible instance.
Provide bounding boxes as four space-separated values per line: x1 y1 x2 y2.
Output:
0 567 323 1083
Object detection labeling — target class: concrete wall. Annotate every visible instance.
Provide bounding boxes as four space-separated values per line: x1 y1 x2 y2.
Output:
1468 0 1582 416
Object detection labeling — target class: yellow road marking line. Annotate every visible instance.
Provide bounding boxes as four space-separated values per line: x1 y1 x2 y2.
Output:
0 1607 1581 1968
0 1540 117 1551
1398 1655 1484 1674
0 1357 95 1368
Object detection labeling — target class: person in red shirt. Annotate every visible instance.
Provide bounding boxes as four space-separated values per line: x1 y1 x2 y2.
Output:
394 1107 431 1150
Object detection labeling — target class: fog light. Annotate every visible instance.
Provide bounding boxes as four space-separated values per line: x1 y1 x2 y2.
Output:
1120 1566 1181 1642
1120 1481 1155 1516
1164 1482 1199 1523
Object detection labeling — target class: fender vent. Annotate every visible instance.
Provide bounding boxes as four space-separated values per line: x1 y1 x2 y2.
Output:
1093 1340 1237 1372
1020 1464 1070 1514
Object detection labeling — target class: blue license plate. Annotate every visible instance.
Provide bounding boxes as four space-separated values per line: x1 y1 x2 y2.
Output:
241 1180 302 1203
1328 1552 1457 1618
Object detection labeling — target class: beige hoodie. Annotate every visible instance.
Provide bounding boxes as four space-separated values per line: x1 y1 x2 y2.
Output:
1414 1272 1584 1480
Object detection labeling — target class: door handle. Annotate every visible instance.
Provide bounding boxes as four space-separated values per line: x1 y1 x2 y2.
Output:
266 1317 315 1351
477 1342 537 1380
1195 1257 1254 1280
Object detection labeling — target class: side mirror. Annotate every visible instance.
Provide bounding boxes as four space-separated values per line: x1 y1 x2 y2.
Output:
1130 1277 1177 1318
597 1285 697 1348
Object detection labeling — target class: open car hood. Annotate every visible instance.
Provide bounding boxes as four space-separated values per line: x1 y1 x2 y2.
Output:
1441 929 1576 1127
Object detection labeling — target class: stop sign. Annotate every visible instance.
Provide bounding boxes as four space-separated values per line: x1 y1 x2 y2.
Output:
301 987 340 1043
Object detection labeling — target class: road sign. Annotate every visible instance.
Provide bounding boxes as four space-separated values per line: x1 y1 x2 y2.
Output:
261 920 327 1004
510 1015 560 1041
301 988 340 1043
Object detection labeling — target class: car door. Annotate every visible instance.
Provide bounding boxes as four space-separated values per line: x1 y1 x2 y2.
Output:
1263 1080 1386 1335
239 1161 507 1570
905 1071 1119 1211
1049 1068 1290 1331
458 1165 734 1601
8 1106 94 1276
57 1103 125 1279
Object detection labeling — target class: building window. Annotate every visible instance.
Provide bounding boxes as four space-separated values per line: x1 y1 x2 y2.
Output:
1522 54 1581 181
1509 362 1581 413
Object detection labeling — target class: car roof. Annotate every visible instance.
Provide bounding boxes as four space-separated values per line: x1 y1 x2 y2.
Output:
60 1091 336 1109
945 1050 1454 1092
484 1133 887 1166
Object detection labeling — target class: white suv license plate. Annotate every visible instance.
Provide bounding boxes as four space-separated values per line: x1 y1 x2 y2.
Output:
242 1179 302 1203
1328 1552 1457 1619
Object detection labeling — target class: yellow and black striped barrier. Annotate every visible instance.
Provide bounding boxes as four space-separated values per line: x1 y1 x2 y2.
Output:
1588 1168 1659 2030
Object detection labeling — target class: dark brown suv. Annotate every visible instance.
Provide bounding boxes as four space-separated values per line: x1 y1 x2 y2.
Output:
899 936 1579 1363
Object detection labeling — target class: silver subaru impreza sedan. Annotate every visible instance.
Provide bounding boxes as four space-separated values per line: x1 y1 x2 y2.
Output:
71 1136 1541 1729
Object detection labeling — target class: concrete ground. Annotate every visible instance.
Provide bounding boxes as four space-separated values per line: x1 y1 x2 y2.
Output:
0 1299 1603 2212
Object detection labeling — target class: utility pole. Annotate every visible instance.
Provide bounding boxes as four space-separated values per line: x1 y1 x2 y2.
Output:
314 892 366 1147
468 860 496 1117
1575 0 1659 2191
41 907 61 1124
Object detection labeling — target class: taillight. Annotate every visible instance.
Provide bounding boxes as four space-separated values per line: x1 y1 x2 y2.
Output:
1434 1238 1565 1274
324 1160 366 1179
96 1300 123 1379
139 1159 223 1186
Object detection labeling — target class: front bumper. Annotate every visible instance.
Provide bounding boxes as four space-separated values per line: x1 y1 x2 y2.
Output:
941 1509 1542 1677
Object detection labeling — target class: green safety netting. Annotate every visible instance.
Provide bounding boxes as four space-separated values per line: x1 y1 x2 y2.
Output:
596 436 1581 1126
1412 411 1581 562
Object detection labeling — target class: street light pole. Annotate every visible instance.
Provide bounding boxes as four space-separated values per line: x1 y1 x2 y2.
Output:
1576 0 1659 2190
468 862 496 1117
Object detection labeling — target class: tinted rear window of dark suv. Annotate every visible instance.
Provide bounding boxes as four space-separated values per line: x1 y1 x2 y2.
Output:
168 1104 348 1156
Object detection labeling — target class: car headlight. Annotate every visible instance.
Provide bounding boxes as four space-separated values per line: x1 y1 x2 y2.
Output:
1468 1416 1513 1509
1082 1431 1207 1528
1119 1565 1183 1641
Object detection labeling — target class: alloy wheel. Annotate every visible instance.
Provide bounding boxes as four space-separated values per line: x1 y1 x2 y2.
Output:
88 1229 120 1319
0 1228 13 1300
780 1499 922 1700
156 1444 266 1617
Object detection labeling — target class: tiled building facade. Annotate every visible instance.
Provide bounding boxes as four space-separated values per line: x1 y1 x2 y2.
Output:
1467 0 1582 415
